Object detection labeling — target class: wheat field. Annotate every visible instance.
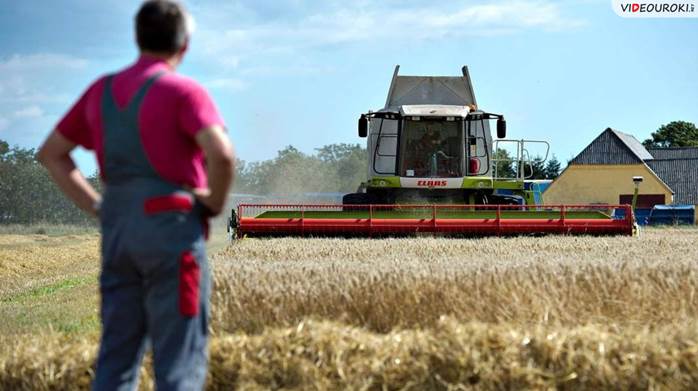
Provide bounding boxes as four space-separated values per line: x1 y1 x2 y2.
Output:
211 229 698 333
2 228 698 389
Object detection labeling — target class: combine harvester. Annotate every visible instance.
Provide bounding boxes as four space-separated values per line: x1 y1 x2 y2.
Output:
230 66 636 238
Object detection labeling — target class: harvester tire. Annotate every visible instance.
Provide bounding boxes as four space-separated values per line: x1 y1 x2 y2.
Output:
342 192 378 211
488 194 524 205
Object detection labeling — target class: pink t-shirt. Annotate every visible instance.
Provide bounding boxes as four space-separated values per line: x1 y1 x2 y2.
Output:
56 55 225 189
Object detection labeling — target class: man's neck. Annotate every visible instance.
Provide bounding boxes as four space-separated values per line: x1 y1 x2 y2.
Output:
139 51 179 69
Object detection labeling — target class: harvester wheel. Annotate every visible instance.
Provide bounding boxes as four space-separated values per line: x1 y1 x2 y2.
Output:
342 193 372 211
488 194 524 205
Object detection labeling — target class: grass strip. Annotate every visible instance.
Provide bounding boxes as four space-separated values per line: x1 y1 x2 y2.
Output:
1 276 92 303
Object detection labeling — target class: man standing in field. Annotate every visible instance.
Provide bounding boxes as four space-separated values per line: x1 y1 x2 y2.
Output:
37 1 234 389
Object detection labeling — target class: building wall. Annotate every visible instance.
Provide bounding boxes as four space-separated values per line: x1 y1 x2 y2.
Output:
543 164 673 205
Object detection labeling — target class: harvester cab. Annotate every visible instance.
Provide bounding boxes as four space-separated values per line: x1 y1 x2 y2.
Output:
347 65 549 206
230 66 636 238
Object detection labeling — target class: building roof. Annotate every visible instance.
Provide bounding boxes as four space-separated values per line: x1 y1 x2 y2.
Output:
646 158 698 205
648 147 698 160
570 128 654 165
614 130 655 160
563 128 698 204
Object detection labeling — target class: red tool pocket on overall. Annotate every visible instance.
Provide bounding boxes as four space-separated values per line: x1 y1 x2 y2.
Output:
179 251 200 317
144 195 193 215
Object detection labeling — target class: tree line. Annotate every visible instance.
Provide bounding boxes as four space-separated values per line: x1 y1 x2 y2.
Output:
234 143 367 195
0 140 369 224
0 140 99 225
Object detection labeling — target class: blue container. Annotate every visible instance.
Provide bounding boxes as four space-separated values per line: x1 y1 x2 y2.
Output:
648 205 695 225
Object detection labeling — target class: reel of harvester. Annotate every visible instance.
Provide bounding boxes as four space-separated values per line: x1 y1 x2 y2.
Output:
231 203 635 238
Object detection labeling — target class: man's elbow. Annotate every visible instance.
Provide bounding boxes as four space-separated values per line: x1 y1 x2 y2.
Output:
37 147 63 168
37 130 74 168
209 147 235 171
197 126 236 174
36 147 49 166
220 152 235 173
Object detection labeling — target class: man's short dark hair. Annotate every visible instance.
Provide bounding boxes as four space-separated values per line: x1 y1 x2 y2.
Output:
136 0 188 54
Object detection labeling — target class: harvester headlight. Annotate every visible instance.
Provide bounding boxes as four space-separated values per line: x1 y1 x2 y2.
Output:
380 180 387 186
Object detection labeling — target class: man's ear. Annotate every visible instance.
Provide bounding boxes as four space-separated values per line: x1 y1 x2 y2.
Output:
172 38 189 67
179 37 189 57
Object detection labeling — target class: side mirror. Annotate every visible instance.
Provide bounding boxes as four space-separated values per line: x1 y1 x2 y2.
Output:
496 117 506 139
358 114 368 138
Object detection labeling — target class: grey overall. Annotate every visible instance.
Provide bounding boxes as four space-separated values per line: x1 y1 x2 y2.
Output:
93 72 210 391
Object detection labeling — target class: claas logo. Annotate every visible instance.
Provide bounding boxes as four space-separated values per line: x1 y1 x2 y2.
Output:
416 180 448 187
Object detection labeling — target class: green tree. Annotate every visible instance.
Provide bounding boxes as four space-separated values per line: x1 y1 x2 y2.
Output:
269 146 330 194
642 121 698 148
493 148 515 178
544 155 562 179
0 139 96 225
233 143 368 195
316 143 366 192
0 140 9 159
529 156 546 179
232 158 250 193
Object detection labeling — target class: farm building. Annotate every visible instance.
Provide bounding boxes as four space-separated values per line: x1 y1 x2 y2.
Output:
544 128 698 223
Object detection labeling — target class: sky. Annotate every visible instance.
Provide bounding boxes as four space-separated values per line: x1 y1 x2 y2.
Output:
0 0 696 175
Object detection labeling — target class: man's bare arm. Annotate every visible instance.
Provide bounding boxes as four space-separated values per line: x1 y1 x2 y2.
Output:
193 125 235 216
37 131 101 217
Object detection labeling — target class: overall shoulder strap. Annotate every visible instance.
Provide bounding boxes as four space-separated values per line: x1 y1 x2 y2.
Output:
101 71 169 185
101 74 117 114
125 71 167 116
